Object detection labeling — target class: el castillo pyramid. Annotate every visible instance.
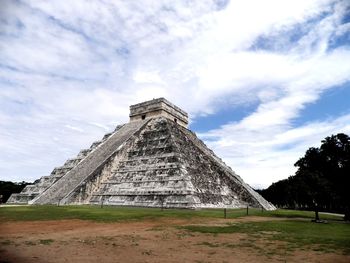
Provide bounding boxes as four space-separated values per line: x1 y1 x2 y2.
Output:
8 98 275 210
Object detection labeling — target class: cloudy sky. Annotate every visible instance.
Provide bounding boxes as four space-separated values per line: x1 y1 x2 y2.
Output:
0 0 349 188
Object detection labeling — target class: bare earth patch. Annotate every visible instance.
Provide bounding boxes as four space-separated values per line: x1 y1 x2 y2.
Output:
0 217 348 263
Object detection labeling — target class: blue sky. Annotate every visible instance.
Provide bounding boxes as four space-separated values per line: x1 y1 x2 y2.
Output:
0 0 350 188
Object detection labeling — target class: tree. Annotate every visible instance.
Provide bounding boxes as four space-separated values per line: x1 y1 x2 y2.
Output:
295 133 350 219
259 133 350 221
294 133 350 220
319 133 350 220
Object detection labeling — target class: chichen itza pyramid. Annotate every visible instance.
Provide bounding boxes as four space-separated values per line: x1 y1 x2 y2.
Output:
8 98 275 210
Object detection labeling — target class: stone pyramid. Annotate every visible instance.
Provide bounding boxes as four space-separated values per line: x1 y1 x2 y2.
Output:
8 98 275 210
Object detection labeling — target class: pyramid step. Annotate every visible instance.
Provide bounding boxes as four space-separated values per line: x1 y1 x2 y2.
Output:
101 178 189 184
120 157 180 166
125 153 179 160
6 193 38 204
117 164 181 173
63 158 83 168
94 190 195 196
31 120 148 205
77 149 91 158
136 135 170 142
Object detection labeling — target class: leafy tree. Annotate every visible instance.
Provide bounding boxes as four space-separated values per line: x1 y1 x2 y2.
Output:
260 133 350 220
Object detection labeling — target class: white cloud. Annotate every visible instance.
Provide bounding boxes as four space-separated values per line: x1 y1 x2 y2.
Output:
201 113 350 189
0 0 349 185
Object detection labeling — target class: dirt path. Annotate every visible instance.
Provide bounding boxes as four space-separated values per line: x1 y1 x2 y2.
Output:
0 217 348 263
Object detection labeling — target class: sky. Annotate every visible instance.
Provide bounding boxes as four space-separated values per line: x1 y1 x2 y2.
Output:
0 0 350 189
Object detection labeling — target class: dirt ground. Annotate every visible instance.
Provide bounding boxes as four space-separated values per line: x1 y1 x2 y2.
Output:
0 216 348 263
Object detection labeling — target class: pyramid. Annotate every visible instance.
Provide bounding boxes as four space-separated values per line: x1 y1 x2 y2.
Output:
8 98 275 210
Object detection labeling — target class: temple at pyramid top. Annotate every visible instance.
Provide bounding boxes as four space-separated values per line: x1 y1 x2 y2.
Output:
7 97 275 210
129 98 188 128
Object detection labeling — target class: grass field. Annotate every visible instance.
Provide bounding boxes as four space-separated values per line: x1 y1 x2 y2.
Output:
184 220 350 254
0 205 344 222
1 205 349 262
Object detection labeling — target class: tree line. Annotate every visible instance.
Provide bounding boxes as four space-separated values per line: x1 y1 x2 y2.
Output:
258 133 350 220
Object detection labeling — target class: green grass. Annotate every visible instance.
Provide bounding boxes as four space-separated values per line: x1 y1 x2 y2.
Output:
0 205 344 222
184 220 350 254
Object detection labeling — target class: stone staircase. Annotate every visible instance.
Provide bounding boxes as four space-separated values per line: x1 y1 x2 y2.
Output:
31 120 148 205
7 127 120 204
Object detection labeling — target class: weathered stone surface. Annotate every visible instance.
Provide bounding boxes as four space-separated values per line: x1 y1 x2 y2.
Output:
130 98 188 128
58 118 274 210
8 98 275 210
30 120 148 205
